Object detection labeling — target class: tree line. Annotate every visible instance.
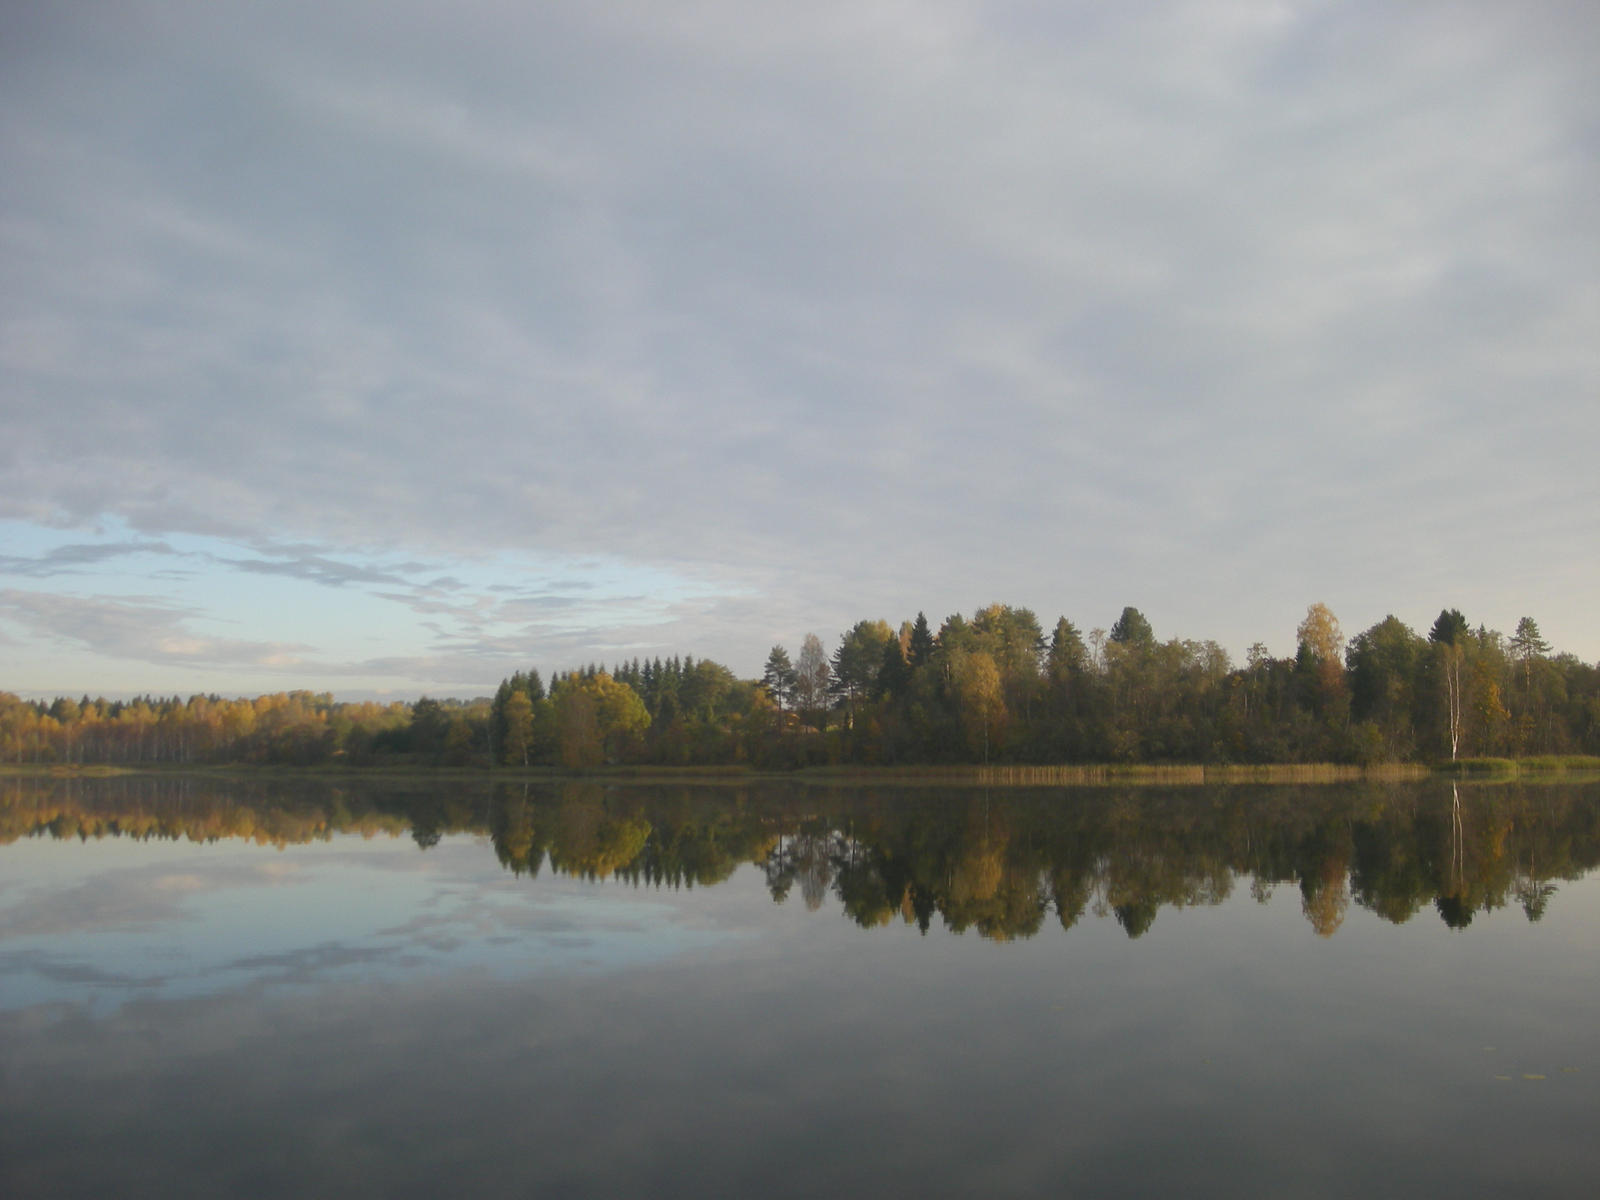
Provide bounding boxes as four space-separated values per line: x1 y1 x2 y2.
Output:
3 604 1596 768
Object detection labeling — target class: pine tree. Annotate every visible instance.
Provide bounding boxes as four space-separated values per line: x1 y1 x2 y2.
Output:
761 646 798 711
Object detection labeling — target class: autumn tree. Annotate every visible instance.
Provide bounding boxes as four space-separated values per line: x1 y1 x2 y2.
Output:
970 603 1046 728
794 633 831 727
1291 603 1350 754
1297 603 1344 665
502 690 535 766
552 673 650 767
952 650 1006 762
1467 634 1511 756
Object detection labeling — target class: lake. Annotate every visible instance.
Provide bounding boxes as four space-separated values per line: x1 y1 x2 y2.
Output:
2 775 1597 1198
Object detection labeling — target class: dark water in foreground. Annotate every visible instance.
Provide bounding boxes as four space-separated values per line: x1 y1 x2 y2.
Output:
2 776 1597 1198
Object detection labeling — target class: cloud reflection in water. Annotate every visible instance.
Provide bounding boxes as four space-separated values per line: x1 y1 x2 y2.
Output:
0 835 738 1013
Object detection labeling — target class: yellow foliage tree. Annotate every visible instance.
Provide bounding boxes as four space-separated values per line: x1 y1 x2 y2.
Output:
553 673 650 767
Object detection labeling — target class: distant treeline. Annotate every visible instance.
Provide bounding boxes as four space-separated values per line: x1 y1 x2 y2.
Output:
3 604 1597 768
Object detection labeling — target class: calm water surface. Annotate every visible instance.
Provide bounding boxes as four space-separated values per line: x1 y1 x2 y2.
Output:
2 776 1597 1198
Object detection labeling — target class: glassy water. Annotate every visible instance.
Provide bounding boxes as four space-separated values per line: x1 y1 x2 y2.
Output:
2 776 1597 1198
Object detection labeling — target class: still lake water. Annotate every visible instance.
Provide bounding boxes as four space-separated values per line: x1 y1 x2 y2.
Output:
2 775 1597 1198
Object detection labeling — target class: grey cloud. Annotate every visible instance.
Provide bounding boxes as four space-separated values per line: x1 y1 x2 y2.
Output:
0 589 314 668
361 581 689 662
497 593 646 620
2 0 1596 675
214 553 408 588
369 591 470 617
369 588 504 634
0 540 178 577
508 595 585 611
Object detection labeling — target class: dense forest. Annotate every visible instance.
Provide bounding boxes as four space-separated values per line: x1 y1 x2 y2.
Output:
3 604 1597 768
5 775 1598 941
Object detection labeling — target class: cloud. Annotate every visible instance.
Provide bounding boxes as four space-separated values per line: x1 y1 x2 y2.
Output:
369 587 501 627
0 541 179 577
0 589 314 669
1 0 1596 686
212 552 411 589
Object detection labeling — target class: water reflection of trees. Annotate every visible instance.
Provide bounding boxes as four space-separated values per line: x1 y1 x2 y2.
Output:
4 776 1598 941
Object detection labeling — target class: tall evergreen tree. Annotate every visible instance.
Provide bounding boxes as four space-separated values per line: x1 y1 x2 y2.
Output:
1109 606 1154 648
877 634 911 699
1107 604 1158 652
1429 609 1469 646
908 612 936 668
761 646 798 711
1047 617 1087 676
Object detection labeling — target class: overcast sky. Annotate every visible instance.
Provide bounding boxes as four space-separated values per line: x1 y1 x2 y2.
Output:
3 0 1596 699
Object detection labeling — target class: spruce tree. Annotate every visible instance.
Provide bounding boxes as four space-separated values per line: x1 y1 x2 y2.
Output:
909 612 936 668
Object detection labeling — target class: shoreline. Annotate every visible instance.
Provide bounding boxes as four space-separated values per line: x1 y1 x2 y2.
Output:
6 757 1599 787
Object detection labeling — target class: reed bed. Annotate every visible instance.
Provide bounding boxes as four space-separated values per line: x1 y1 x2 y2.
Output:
969 762 1428 786
792 762 1431 787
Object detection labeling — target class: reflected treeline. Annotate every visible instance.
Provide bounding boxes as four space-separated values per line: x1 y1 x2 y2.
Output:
5 776 1598 940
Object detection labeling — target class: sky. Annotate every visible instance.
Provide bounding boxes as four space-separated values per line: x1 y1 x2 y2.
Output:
2 0 1596 700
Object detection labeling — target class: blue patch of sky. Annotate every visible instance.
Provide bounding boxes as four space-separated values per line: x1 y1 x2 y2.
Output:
2 515 751 681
